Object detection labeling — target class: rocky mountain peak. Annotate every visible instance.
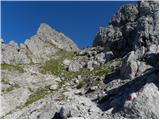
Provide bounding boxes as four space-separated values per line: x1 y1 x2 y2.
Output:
37 23 58 36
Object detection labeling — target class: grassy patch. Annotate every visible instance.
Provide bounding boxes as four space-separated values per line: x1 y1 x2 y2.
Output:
94 67 111 77
24 86 50 106
92 80 102 88
40 59 63 75
1 64 24 73
40 49 75 75
2 86 15 93
1 79 20 94
1 79 10 84
57 49 75 60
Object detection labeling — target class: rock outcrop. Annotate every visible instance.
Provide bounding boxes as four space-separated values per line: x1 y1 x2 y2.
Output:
93 1 159 80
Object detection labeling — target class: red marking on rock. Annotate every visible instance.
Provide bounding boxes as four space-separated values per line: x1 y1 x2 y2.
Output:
127 96 132 101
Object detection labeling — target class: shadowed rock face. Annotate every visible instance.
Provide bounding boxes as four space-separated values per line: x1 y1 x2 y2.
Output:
1 23 79 64
1 1 159 119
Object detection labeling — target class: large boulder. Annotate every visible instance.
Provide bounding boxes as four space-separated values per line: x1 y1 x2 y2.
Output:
123 83 159 119
120 51 138 79
68 61 82 72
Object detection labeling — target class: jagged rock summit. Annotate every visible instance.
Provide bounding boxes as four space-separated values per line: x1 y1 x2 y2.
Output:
1 0 159 119
1 23 79 64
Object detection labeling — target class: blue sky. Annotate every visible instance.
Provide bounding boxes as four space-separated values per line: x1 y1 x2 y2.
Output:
1 1 136 48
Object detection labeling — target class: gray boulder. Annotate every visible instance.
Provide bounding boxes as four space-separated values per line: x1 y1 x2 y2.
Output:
87 61 94 71
105 51 114 61
68 61 82 72
123 83 159 119
95 52 106 64
120 51 138 79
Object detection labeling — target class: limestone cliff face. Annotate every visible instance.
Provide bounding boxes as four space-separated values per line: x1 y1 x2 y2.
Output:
1 23 79 64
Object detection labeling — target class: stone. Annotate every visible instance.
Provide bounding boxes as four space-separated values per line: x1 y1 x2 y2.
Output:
95 52 106 64
1 88 31 116
58 106 72 119
74 90 83 95
120 51 138 79
63 59 71 66
105 51 114 61
136 61 152 76
87 61 94 71
68 61 82 72
49 84 58 90
90 86 98 91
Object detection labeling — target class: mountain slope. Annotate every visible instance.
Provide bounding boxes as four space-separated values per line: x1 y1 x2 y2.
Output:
1 1 159 119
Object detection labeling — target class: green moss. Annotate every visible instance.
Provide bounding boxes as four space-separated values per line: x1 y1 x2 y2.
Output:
24 86 50 106
1 64 24 73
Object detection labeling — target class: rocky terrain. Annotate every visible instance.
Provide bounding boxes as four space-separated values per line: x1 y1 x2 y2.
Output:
0 1 159 119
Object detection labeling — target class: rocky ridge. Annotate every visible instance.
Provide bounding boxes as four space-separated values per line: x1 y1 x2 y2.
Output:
0 1 159 119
